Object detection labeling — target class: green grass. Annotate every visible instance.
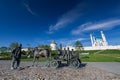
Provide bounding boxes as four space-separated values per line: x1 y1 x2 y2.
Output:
80 49 120 62
98 49 120 54
0 49 120 62
21 57 47 62
84 50 101 54
80 54 120 62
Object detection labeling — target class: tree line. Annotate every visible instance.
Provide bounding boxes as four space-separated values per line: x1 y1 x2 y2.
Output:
0 40 83 53
0 42 19 53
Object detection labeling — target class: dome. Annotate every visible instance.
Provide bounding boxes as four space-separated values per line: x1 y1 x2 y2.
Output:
51 40 56 44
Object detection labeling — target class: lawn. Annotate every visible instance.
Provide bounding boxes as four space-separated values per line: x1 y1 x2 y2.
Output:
80 49 120 62
0 49 120 62
80 53 120 62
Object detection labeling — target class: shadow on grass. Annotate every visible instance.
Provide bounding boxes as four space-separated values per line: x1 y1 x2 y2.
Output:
0 57 11 60
81 56 90 58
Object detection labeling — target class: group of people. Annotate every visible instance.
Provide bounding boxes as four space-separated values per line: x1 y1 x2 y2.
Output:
10 44 80 70
57 47 75 64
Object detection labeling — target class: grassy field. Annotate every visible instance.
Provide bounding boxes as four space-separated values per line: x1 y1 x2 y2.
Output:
0 49 120 62
80 49 120 62
80 53 120 62
21 57 47 62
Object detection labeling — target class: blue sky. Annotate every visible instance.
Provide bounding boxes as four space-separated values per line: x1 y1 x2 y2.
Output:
0 0 120 47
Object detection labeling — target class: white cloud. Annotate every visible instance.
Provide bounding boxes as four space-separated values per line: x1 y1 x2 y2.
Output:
71 19 120 35
47 3 83 34
23 3 38 16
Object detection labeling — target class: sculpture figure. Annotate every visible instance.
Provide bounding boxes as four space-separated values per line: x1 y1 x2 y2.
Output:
11 44 22 70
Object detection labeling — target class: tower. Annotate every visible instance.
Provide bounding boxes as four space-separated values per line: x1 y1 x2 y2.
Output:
50 40 57 50
92 35 96 46
90 34 94 47
100 31 108 46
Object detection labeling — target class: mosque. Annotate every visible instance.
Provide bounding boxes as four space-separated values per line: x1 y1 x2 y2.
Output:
84 31 120 50
50 31 120 50
90 31 108 47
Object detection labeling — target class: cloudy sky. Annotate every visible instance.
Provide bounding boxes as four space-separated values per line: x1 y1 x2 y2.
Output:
0 0 120 47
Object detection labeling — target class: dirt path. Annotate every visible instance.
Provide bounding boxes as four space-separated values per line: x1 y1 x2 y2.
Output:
87 62 120 74
0 60 120 80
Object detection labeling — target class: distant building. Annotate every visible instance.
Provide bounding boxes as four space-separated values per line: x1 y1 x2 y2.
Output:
90 31 108 47
65 46 76 51
22 48 28 51
50 40 57 50
84 45 120 50
84 31 120 50
49 31 120 50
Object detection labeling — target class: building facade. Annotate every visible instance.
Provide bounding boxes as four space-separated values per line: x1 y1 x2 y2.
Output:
90 31 108 47
84 31 120 50
50 40 57 50
48 31 120 50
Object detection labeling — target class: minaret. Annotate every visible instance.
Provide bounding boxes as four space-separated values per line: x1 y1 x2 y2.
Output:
93 35 96 46
100 31 108 46
90 34 94 47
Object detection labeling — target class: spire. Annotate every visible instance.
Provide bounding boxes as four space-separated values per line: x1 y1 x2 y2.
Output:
100 31 108 46
101 31 106 42
90 34 94 47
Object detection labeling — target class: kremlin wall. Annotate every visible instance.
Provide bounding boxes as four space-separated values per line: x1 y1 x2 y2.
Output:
50 31 120 50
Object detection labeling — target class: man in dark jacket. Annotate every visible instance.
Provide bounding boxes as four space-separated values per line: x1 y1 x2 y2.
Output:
11 44 22 70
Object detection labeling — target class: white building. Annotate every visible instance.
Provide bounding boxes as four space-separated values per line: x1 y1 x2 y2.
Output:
84 31 120 50
90 31 108 47
64 31 120 50
49 31 120 50
64 46 76 51
50 40 57 50
22 48 28 51
84 45 120 50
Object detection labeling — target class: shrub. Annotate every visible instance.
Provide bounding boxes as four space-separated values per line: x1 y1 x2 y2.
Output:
0 52 11 56
51 50 57 56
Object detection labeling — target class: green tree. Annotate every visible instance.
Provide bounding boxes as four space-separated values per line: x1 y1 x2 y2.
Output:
9 42 19 51
0 46 8 53
74 40 84 51
38 44 51 50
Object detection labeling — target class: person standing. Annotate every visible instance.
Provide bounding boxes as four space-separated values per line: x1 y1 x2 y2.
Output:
66 47 70 65
11 44 22 70
62 48 66 59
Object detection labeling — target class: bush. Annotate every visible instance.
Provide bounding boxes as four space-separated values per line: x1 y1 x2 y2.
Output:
0 52 11 60
0 52 11 56
51 50 57 56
